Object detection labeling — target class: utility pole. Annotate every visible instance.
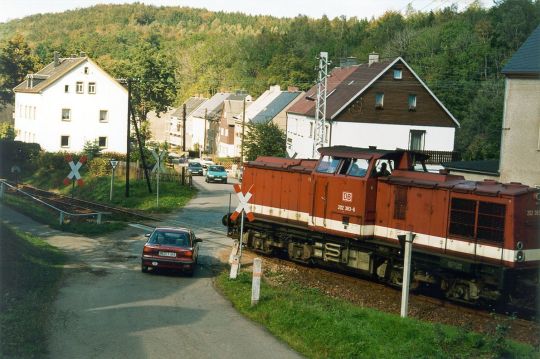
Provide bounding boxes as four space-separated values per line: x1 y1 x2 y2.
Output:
203 108 208 157
240 98 246 163
313 52 329 158
125 79 131 198
182 103 187 185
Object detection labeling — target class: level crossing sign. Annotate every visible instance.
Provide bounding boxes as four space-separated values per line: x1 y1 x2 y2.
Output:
230 184 255 222
63 155 87 186
151 149 166 173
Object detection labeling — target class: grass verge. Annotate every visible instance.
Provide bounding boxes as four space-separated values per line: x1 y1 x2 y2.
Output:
73 177 197 213
0 223 66 358
215 271 537 359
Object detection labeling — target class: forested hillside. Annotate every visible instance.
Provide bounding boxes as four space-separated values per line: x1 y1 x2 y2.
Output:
0 0 538 159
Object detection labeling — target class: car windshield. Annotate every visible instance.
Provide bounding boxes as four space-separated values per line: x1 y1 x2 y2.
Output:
209 165 225 172
189 162 202 168
149 231 191 247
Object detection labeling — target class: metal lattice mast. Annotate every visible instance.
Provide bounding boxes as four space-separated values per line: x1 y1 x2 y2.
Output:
313 52 329 158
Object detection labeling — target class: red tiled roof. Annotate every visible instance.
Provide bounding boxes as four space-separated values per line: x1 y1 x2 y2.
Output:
287 59 394 119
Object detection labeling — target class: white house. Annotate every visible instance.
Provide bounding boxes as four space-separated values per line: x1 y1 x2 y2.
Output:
499 25 540 187
14 52 128 153
286 54 459 160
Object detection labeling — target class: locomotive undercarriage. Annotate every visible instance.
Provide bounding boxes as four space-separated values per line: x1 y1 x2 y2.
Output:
226 217 529 307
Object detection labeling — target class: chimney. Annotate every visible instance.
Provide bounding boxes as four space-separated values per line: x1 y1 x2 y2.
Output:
53 51 60 67
80 51 86 57
368 52 379 66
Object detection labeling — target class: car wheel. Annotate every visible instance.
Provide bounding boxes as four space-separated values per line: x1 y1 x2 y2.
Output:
186 268 194 277
141 264 149 273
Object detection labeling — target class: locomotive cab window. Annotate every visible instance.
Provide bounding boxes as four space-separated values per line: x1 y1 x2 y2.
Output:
316 155 341 174
347 158 369 177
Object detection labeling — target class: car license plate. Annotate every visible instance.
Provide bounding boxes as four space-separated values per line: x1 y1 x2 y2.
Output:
159 251 176 257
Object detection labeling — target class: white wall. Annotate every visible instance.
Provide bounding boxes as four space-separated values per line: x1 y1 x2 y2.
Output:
499 78 540 187
331 122 455 151
286 114 330 159
14 59 128 153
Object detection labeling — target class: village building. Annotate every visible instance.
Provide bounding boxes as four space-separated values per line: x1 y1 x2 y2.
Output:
13 52 128 153
286 54 459 160
498 25 540 187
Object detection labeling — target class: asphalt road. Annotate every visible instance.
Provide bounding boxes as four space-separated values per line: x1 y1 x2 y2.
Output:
1 175 302 359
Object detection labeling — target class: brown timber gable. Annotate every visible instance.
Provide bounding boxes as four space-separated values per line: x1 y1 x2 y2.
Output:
334 61 457 128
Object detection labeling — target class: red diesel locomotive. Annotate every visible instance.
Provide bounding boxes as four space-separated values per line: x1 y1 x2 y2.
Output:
226 146 540 307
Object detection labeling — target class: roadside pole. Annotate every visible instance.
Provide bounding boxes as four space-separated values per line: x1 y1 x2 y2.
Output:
151 149 166 208
251 258 262 306
229 184 254 279
109 159 118 201
400 231 415 318
156 155 160 207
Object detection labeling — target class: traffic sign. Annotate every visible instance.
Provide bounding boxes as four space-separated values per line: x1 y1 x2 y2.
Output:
63 155 86 186
110 160 119 169
151 149 166 173
230 184 255 222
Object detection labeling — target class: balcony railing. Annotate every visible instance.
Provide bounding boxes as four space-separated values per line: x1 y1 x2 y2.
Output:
416 150 461 165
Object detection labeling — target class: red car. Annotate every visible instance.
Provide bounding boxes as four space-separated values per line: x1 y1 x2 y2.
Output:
141 227 202 276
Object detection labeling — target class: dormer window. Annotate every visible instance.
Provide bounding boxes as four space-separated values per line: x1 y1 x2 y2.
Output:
375 93 384 109
393 69 402 80
76 82 83 94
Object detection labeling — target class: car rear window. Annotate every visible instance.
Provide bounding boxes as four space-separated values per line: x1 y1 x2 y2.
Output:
149 231 191 247
209 165 225 172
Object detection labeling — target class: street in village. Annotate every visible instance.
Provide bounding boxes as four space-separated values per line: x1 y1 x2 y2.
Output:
1 176 303 359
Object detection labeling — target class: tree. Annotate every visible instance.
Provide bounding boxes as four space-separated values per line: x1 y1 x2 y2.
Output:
0 122 15 140
243 122 286 161
0 34 39 108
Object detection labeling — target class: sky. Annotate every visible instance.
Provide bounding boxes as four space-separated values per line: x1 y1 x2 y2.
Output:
0 0 496 23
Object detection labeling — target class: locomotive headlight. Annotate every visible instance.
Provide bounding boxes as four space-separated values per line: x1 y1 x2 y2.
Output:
516 241 524 250
516 250 525 262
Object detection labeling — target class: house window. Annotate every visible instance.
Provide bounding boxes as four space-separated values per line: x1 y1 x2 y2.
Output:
84 67 89 74
98 136 107 148
408 94 417 111
375 93 384 109
309 122 313 138
65 85 69 93
99 110 108 123
88 82 96 94
393 69 403 80
76 82 83 93
409 130 425 151
62 108 71 121
61 136 70 148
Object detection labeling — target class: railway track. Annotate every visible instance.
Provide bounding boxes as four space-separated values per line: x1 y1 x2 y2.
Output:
6 183 161 223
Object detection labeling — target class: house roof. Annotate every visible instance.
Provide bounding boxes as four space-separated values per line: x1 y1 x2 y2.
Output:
502 25 540 77
252 92 302 124
287 57 459 127
171 97 207 118
14 56 88 93
191 92 231 120
441 159 500 175
245 85 283 120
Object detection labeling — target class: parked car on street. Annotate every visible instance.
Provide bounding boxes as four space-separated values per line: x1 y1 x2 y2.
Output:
205 165 228 183
187 161 204 176
141 227 202 276
200 158 215 169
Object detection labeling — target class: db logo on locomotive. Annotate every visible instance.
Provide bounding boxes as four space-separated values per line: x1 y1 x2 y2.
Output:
342 191 353 202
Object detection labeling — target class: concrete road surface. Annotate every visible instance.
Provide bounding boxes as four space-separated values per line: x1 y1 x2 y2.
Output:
0 175 302 359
